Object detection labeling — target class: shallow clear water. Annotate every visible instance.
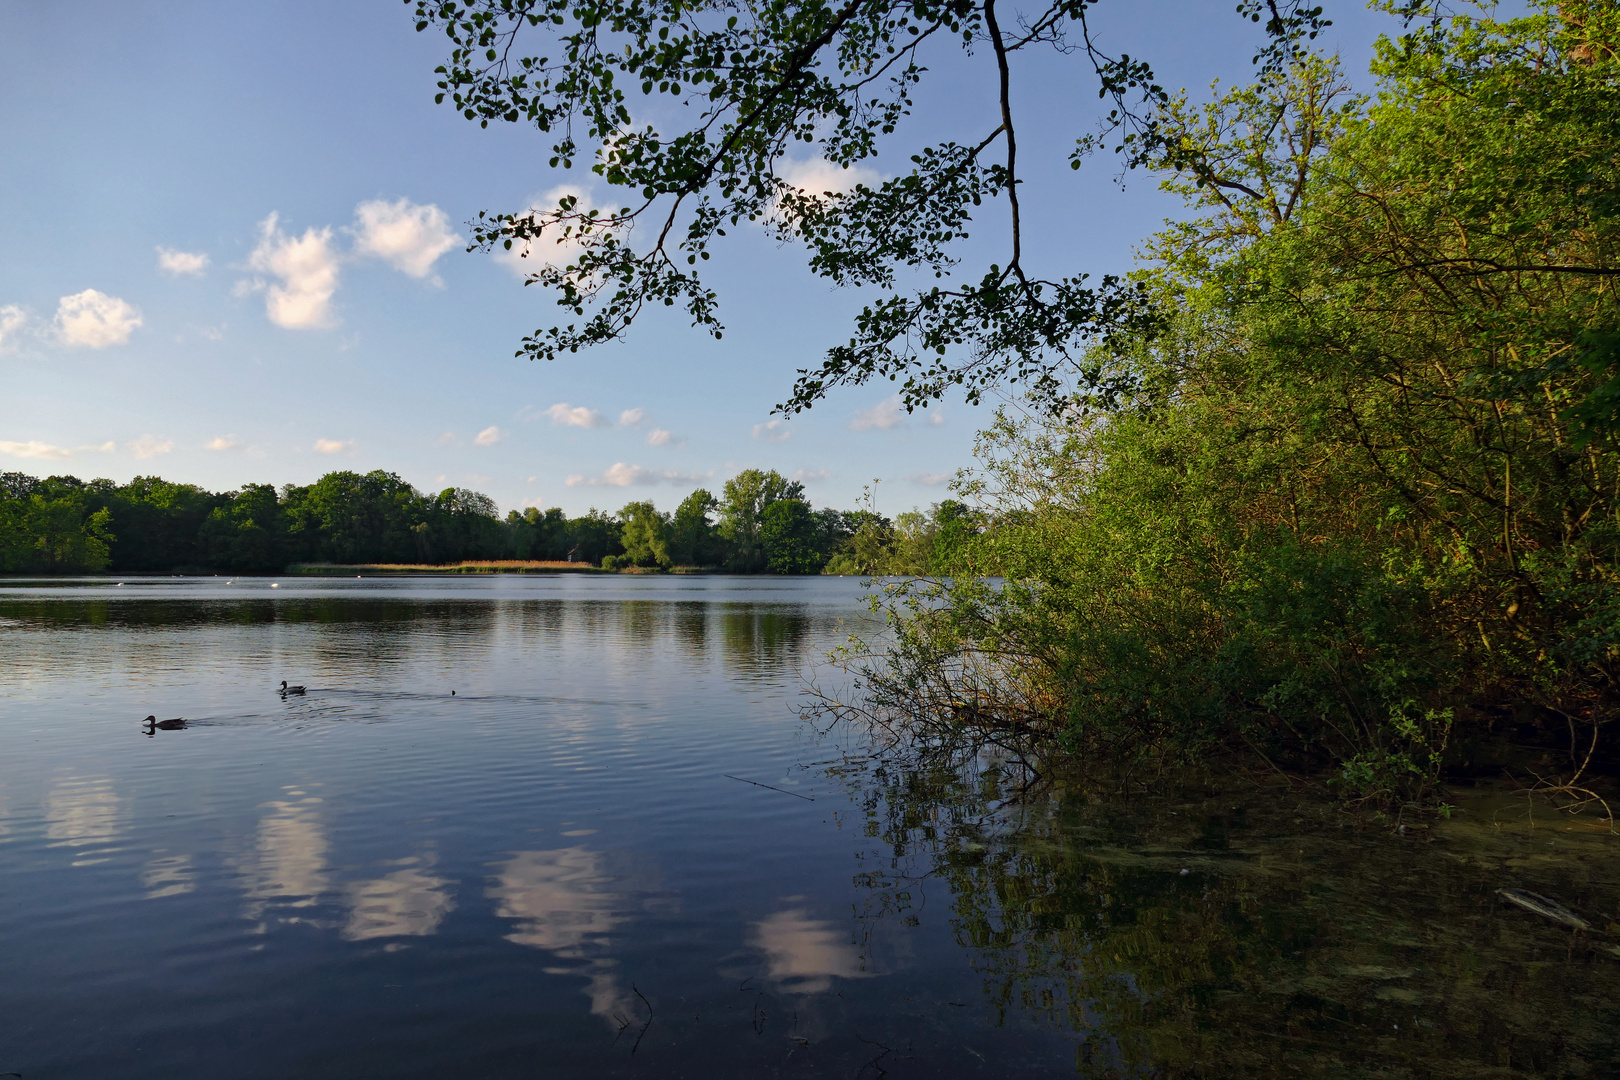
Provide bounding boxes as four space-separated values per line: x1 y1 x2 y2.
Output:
4 575 1619 1079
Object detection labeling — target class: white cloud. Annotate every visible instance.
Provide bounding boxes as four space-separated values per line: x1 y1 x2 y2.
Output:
3 439 117 459
851 394 906 431
207 435 240 451
752 419 792 443
245 213 342 329
645 428 682 447
313 438 355 455
475 425 502 446
909 471 950 486
564 463 709 487
545 403 607 428
927 408 947 427
55 289 142 348
778 158 882 198
436 431 458 447
350 198 459 280
496 185 594 276
0 440 73 460
129 435 174 460
617 408 646 428
156 247 210 277
0 305 27 352
793 468 831 483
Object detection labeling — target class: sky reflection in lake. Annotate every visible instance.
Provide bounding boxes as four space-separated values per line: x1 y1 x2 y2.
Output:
7 574 1612 1078
0 575 1085 1079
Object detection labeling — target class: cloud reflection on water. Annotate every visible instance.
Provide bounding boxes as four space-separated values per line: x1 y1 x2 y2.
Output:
239 788 331 925
142 851 196 898
489 846 637 1023
750 908 870 993
489 847 624 950
44 775 123 864
343 857 456 940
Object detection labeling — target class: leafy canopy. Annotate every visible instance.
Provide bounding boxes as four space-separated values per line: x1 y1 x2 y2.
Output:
411 0 1330 412
832 0 1620 798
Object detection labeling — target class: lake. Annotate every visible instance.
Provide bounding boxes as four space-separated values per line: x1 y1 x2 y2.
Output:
2 575 1618 1078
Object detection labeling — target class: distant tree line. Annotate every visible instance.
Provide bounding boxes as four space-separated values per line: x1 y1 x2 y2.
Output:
0 468 981 575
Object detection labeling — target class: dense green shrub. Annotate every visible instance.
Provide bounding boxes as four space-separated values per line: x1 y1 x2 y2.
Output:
846 4 1620 801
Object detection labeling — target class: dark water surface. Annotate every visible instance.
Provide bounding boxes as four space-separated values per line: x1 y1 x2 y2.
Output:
3 576 1619 1079
0 575 1075 1078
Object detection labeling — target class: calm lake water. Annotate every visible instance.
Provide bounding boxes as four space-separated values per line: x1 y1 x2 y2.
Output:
2 575 1618 1078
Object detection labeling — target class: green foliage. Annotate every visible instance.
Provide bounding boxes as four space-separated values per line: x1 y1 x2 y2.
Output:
103 475 218 569
617 499 671 567
668 488 720 566
718 468 803 571
0 474 114 573
760 498 821 573
821 552 861 576
558 508 623 566
0 465 954 576
198 483 282 572
281 470 427 564
412 0 1330 413
1 470 511 573
508 504 602 562
423 487 506 562
884 499 984 575
843 508 895 575
842 4 1620 801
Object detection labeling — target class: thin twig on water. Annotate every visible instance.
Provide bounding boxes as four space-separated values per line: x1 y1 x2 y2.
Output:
724 775 815 801
630 983 653 1055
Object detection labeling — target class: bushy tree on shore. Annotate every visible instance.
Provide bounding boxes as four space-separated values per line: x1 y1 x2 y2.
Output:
836 3 1620 801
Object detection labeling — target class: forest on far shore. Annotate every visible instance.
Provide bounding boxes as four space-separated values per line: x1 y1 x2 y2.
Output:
0 468 979 576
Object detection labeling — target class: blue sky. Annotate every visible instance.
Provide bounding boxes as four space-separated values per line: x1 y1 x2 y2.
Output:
0 1 1400 517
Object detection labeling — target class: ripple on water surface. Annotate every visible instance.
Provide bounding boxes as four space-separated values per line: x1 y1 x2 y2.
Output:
0 576 1077 1079
2 575 1618 1079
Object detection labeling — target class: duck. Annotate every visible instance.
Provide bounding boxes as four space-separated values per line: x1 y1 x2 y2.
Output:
142 715 187 731
279 680 307 695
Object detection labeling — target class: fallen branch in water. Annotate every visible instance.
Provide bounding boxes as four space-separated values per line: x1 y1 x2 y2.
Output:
724 774 815 801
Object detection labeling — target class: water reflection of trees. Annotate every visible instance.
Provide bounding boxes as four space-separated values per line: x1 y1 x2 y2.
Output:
718 605 809 676
843 761 1620 1078
1 596 818 681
